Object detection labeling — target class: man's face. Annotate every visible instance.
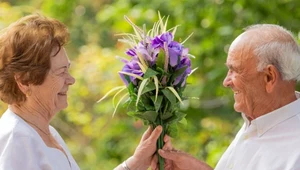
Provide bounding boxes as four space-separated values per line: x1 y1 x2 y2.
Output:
223 34 266 119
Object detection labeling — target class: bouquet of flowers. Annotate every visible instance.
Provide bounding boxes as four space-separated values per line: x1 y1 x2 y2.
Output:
99 13 195 170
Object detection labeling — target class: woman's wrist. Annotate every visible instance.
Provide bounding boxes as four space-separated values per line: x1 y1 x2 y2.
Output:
125 156 148 170
121 160 130 170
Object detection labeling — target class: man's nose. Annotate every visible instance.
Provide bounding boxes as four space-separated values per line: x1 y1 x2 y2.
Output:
223 72 231 87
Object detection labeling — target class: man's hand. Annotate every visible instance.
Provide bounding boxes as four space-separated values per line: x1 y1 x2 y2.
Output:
157 149 213 170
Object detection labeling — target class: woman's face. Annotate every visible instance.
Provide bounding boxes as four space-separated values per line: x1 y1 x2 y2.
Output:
30 48 75 116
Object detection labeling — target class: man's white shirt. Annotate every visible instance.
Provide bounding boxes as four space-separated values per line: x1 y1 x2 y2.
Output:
215 92 300 170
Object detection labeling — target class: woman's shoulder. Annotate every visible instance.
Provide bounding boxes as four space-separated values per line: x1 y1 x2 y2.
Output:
0 109 39 141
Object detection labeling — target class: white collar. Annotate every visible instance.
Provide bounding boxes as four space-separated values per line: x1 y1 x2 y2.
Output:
242 91 300 137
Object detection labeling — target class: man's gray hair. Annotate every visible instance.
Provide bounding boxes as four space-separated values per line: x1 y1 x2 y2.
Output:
245 24 300 82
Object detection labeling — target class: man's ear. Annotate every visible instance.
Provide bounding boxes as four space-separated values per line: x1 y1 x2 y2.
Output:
14 74 29 95
264 64 280 93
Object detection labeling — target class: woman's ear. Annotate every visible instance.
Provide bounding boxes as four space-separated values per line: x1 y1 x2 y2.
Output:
264 64 280 93
14 74 29 95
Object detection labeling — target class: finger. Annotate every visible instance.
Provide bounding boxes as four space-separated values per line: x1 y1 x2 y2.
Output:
151 155 158 170
148 125 162 141
163 135 172 150
164 158 173 169
164 135 171 142
163 143 172 150
140 126 152 141
158 149 178 161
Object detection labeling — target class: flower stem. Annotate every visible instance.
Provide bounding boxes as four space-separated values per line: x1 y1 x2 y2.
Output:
156 114 165 170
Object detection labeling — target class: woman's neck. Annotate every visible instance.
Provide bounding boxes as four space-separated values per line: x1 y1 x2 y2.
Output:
9 103 52 135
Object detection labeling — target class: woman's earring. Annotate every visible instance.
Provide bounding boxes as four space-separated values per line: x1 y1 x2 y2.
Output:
26 89 32 97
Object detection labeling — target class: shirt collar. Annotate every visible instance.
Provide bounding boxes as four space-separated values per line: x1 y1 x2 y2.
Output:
242 91 300 137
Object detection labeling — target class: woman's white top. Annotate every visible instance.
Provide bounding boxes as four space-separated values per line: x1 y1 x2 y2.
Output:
0 109 80 170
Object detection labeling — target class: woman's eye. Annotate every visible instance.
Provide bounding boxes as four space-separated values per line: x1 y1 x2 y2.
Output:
62 70 68 75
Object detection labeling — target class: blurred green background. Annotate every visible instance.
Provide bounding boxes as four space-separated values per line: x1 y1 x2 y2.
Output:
1 0 300 169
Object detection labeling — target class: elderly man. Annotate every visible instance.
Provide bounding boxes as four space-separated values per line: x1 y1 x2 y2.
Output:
156 24 300 170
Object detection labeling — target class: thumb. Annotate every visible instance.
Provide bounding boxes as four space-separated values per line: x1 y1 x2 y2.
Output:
140 126 152 141
148 125 162 141
158 149 178 161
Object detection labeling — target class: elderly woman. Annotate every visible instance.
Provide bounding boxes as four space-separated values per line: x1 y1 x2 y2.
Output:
0 14 166 170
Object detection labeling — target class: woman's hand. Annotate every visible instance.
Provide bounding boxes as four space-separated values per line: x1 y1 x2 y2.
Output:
114 126 162 170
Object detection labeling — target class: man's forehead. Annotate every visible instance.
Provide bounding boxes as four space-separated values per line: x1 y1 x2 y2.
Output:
229 32 247 51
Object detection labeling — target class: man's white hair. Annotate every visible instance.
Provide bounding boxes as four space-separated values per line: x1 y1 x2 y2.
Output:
245 24 300 82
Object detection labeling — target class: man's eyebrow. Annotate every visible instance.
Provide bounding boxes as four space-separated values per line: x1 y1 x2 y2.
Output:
224 63 237 71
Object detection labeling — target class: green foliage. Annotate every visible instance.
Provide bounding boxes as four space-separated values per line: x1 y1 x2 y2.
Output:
1 0 300 170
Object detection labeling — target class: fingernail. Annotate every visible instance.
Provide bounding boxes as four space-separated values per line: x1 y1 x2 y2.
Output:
159 149 164 153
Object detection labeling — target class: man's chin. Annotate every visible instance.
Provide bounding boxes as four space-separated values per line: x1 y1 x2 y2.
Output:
233 103 243 113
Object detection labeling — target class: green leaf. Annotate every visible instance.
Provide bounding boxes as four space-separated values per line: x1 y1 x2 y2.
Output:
156 49 165 69
162 88 176 105
136 79 149 106
153 76 159 102
127 82 136 97
143 68 159 79
170 66 187 82
167 87 183 104
143 111 159 122
123 97 136 112
140 95 155 111
141 81 156 94
150 95 163 112
128 111 158 123
97 86 126 103
166 124 178 138
112 93 129 117
124 15 143 41
112 86 127 107
164 111 186 125
176 111 187 121
119 71 143 81
181 32 194 44
164 115 177 124
179 117 187 126
161 111 173 120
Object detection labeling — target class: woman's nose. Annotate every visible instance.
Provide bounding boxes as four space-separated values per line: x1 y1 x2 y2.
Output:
67 73 76 85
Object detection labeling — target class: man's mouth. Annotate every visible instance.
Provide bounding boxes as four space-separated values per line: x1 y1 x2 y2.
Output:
233 90 240 95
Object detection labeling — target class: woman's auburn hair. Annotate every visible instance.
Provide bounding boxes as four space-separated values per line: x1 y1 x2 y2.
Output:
0 14 69 104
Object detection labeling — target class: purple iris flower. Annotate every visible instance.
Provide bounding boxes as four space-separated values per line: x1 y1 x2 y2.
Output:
136 41 159 66
152 32 184 67
168 41 183 67
126 48 139 61
126 48 136 57
119 59 143 86
173 50 191 87
136 42 152 62
152 32 173 49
